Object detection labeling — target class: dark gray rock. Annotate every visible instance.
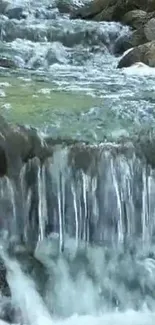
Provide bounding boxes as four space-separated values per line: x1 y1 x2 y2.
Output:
117 40 155 68
0 298 21 324
0 57 18 69
0 258 10 297
0 0 9 14
113 33 133 55
122 10 148 29
5 6 25 20
144 17 155 41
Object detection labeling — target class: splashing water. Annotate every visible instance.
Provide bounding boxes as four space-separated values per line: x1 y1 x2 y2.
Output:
1 248 52 325
0 242 155 325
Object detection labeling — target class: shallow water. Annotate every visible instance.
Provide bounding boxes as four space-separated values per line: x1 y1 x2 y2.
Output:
0 0 155 141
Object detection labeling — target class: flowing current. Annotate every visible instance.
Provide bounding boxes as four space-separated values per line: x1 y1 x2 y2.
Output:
1 0 155 324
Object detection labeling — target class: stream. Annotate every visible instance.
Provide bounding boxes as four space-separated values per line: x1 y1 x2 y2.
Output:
0 0 155 325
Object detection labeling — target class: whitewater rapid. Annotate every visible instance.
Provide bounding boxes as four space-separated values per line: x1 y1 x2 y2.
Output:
0 244 154 325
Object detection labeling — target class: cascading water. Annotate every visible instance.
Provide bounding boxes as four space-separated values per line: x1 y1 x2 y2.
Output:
1 140 155 323
1 144 155 248
0 0 155 324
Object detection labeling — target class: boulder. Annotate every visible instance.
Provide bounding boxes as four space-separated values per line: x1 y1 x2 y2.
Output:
0 115 53 178
129 26 147 47
117 40 155 68
0 57 17 69
111 0 148 21
0 0 9 14
5 6 24 20
144 18 155 41
56 0 76 14
71 0 114 19
147 0 155 12
71 0 154 21
93 5 115 21
113 33 133 55
113 26 147 55
122 10 147 29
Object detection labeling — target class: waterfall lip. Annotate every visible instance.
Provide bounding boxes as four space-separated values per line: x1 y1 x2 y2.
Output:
1 115 155 180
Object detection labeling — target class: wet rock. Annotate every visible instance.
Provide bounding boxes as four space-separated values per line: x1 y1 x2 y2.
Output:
111 0 148 22
113 32 133 55
0 0 9 14
129 26 147 47
0 258 10 297
93 5 115 21
122 10 147 29
56 0 75 14
144 18 155 41
71 0 154 22
147 0 155 12
0 115 53 179
5 6 24 20
71 0 114 19
0 57 17 69
113 25 148 55
117 40 155 68
0 299 20 324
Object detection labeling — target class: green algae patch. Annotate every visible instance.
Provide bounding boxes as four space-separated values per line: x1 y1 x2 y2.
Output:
0 75 104 127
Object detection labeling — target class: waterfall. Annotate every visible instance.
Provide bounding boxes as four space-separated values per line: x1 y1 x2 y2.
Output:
0 141 155 249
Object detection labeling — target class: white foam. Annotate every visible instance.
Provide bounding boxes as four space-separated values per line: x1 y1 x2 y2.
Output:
0 248 155 325
37 88 51 95
0 90 6 98
4 256 52 325
122 62 155 76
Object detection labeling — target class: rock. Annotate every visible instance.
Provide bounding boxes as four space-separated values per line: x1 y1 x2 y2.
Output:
113 33 133 55
0 0 9 14
5 6 24 20
111 0 148 21
117 40 155 68
129 26 147 47
0 115 53 182
93 5 115 21
71 0 114 19
122 10 147 29
147 0 155 12
0 57 17 69
0 258 10 297
71 0 154 21
0 299 21 324
56 0 74 14
113 26 147 55
144 18 155 41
